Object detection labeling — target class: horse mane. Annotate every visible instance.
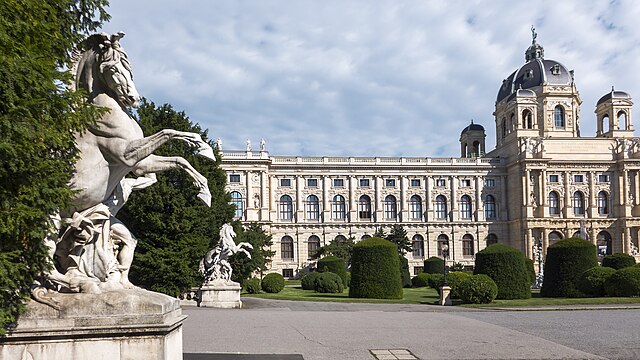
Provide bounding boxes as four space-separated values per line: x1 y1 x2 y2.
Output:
68 32 111 95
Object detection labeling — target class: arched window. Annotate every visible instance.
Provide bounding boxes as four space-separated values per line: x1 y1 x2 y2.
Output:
602 114 610 133
305 195 320 221
384 195 397 220
549 231 563 246
597 191 609 215
409 195 422 220
549 191 560 215
460 195 472 220
412 234 424 258
597 231 612 256
618 111 628 129
572 191 585 216
501 118 507 139
486 233 498 246
472 141 480 157
279 195 293 220
462 234 474 257
437 234 449 257
281 236 294 260
361 234 371 240
435 195 448 220
332 195 346 220
334 235 347 242
358 195 371 220
307 235 321 259
523 109 533 129
485 195 496 219
230 191 243 219
510 113 515 130
554 105 565 128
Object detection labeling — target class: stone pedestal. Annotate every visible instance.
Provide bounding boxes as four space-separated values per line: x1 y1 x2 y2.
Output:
199 280 242 308
439 286 452 306
0 289 185 360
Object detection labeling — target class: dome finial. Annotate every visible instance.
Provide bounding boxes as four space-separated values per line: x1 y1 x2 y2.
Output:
470 119 474 125
531 25 537 44
525 26 544 62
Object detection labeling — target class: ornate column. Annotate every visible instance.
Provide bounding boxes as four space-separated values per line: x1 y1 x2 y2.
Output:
270 176 277 221
541 228 549 258
375 176 382 221
322 176 329 222
260 170 267 220
349 176 356 222
564 171 571 218
425 176 433 221
400 176 408 222
526 228 533 258
245 171 253 220
451 176 458 222
475 176 482 221
589 171 595 218
500 176 508 220
296 176 304 223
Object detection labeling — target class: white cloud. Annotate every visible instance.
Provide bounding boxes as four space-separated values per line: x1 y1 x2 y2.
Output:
102 0 640 156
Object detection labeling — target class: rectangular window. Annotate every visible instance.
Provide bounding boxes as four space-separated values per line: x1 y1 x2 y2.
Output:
280 178 292 187
282 269 294 278
307 178 318 187
598 174 610 183
574 175 584 183
485 178 495 188
385 179 396 187
229 174 241 183
413 266 424 276
436 179 446 187
359 178 370 187
460 179 471 187
410 179 421 187
333 178 344 187
549 174 559 183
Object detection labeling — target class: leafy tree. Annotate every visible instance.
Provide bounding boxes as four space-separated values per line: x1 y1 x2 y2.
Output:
117 99 235 296
313 236 355 266
386 224 412 255
0 0 109 336
228 222 275 284
373 227 386 238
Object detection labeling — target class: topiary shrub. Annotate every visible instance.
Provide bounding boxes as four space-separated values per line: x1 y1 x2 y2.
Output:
261 273 285 293
458 274 498 304
317 256 347 287
524 258 536 285
428 273 444 289
474 244 531 299
411 273 431 288
301 272 322 290
577 266 616 297
602 253 636 270
424 257 445 274
313 272 344 293
400 256 411 288
604 266 640 297
541 238 598 298
243 278 261 294
349 237 402 299
345 272 351 288
447 271 472 298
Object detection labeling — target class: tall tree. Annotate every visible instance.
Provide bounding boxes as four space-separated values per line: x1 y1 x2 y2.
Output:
313 236 355 266
373 227 386 239
0 0 109 335
116 99 235 296
386 224 412 255
228 222 275 284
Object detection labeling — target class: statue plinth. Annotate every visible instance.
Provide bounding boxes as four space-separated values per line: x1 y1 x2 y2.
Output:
0 289 185 360
199 280 242 309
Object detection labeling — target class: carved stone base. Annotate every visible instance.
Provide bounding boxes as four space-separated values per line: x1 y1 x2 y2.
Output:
439 286 452 306
199 280 242 309
0 289 185 360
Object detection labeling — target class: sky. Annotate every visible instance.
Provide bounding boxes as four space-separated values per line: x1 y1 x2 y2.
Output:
100 1 640 157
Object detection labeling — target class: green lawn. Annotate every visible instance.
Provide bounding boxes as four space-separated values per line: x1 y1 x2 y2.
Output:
244 286 640 307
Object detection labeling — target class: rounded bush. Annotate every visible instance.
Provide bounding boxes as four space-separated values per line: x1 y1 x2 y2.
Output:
423 257 445 274
541 238 598 298
243 278 261 294
524 258 536 285
313 272 344 293
301 272 321 290
474 244 531 299
458 274 498 304
348 237 402 299
261 273 285 293
345 272 351 288
411 273 431 288
604 266 640 297
577 266 616 297
447 271 471 299
317 256 347 287
400 256 411 288
602 253 636 270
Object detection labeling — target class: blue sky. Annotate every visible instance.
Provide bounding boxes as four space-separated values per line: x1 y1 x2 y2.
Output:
101 1 640 157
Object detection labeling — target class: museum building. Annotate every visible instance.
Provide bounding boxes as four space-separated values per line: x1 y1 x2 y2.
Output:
219 37 640 278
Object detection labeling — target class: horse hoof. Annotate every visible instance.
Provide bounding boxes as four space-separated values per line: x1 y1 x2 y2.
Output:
197 145 216 161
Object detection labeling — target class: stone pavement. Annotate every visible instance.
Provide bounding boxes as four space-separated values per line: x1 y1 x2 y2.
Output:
181 298 629 359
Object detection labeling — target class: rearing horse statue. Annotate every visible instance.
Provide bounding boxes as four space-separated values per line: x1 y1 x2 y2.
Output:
35 32 216 303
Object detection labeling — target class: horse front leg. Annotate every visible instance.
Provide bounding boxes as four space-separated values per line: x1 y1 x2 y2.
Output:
123 130 215 165
133 154 212 206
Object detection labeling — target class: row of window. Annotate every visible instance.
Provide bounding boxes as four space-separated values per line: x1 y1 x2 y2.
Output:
271 177 496 189
548 190 609 216
500 106 565 140
548 230 613 256
548 174 610 183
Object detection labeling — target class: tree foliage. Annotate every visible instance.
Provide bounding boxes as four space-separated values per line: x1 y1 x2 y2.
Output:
385 224 412 255
117 99 234 296
228 222 275 284
0 0 109 336
313 236 355 266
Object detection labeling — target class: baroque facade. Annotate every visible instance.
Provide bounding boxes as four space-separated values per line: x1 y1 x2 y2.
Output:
219 36 640 278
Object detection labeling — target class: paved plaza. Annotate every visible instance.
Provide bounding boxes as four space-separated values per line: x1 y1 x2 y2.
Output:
182 298 640 359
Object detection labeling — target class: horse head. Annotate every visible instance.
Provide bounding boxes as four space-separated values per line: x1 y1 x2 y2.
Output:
71 32 140 108
220 223 236 243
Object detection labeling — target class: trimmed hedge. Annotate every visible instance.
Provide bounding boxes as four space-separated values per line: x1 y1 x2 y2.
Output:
428 273 444 289
313 272 344 293
400 256 411 288
604 266 640 297
447 271 471 298
349 237 402 299
458 274 498 304
261 273 285 293
602 253 636 270
541 238 598 298
317 256 347 287
474 244 531 299
577 266 616 297
424 257 445 274
411 273 431 288
525 258 536 285
301 272 322 290
243 278 261 294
